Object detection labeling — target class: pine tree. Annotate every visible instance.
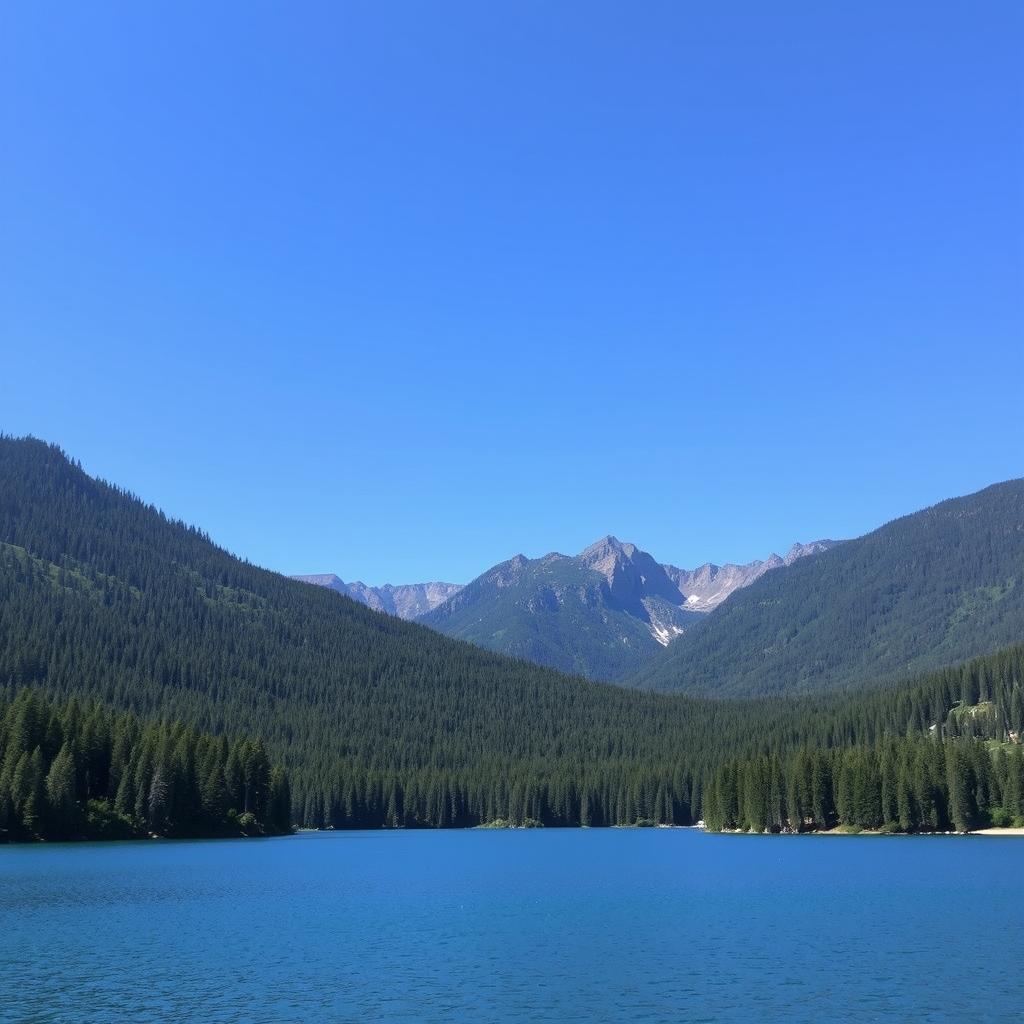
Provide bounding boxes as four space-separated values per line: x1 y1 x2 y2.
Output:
45 741 78 838
22 748 45 836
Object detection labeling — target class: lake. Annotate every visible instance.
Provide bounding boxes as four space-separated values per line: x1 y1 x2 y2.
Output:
1 829 1021 1023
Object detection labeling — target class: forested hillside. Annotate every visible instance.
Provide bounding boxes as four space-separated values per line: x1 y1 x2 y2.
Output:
633 480 1024 697
0 688 291 841
0 437 734 826
701 643 1024 833
2 437 1022 832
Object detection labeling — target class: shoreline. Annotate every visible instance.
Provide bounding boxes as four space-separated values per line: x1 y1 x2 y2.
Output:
711 826 1024 837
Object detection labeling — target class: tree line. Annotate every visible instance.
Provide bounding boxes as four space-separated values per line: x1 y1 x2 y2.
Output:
704 737 1024 834
0 688 291 841
291 644 1024 829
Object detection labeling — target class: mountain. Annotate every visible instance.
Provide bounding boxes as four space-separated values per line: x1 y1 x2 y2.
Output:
633 480 1024 697
2 437 1022 833
296 541 834 628
418 535 832 679
663 541 839 613
418 536 707 679
418 542 693 680
290 574 462 619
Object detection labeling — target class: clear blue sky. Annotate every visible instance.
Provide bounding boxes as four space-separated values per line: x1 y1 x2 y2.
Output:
2 2 1021 585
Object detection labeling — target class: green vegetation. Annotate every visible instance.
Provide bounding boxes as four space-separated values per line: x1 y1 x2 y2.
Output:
0 437 730 829
0 688 292 841
633 479 1024 696
420 551 700 680
2 436 1023 836
704 737 1024 834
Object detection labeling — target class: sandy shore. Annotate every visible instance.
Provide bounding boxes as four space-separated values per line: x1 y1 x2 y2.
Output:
715 826 1024 837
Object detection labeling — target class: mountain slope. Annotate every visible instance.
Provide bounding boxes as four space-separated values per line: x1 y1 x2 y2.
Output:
419 538 705 679
290 574 461 619
633 480 1024 697
419 535 834 679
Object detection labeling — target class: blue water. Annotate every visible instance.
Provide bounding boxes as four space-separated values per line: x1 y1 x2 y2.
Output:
2 829 1022 1023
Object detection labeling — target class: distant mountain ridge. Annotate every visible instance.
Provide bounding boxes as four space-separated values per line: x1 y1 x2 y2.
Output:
290 574 461 619
664 540 838 612
294 539 835 629
415 535 836 679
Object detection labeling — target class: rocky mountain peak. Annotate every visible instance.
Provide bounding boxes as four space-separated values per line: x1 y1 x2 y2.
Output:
578 535 633 561
784 540 837 565
479 554 533 589
578 535 683 606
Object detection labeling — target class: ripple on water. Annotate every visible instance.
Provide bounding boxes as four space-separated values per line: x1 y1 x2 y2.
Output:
1 830 1022 1023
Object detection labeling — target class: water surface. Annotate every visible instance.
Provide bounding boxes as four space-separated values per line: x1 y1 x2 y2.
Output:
2 829 1021 1023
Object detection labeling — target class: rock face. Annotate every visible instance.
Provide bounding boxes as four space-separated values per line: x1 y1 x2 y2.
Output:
290 574 462 619
663 540 840 613
579 536 687 606
784 540 836 565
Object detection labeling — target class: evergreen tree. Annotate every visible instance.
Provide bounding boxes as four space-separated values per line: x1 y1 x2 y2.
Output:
45 741 78 837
